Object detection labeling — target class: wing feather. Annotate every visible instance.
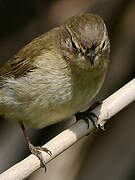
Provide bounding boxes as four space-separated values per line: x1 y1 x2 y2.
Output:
0 27 59 82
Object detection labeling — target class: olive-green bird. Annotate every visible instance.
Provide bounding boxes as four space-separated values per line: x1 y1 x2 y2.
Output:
0 13 110 168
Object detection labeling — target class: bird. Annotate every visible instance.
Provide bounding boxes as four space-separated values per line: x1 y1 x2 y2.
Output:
0 13 110 169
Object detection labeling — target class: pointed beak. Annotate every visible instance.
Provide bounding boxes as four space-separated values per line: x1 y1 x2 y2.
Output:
90 53 96 68
85 52 96 68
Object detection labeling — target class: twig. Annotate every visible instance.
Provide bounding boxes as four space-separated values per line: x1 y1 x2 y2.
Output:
0 78 135 180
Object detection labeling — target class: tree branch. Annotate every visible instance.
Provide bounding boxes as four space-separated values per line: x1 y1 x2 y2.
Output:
0 78 135 180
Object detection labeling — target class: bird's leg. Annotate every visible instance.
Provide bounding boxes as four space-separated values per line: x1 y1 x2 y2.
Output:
75 101 101 128
20 123 52 171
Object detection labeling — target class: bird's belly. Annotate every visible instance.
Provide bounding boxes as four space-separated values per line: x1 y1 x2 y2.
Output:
26 70 105 129
0 68 105 129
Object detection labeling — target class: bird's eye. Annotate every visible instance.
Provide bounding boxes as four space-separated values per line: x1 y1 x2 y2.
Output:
66 27 78 53
101 41 106 49
71 39 78 52
72 39 76 49
99 41 106 54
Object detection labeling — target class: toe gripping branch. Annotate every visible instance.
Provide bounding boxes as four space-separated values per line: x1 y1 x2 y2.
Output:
20 122 52 172
75 110 98 128
75 101 101 128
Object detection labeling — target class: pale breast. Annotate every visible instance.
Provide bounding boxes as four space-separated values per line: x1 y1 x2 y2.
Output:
0 56 106 129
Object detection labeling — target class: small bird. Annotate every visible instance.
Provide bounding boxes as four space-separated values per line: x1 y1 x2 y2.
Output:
0 13 110 168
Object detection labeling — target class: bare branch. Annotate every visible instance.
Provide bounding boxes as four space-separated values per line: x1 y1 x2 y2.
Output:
0 78 135 180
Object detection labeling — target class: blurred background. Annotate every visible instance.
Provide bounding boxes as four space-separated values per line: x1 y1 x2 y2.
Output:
0 0 135 179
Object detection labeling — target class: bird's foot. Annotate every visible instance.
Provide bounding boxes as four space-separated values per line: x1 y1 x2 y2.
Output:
75 101 101 129
29 143 52 172
75 111 98 128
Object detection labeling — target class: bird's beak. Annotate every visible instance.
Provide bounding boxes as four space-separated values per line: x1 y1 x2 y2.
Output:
89 53 96 68
85 52 96 68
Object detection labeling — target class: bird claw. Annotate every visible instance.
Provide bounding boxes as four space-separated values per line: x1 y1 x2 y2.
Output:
29 143 52 172
75 101 102 129
36 146 52 156
76 111 98 129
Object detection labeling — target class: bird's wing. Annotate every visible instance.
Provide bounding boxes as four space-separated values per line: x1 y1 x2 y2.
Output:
0 27 59 85
0 34 47 80
0 56 35 80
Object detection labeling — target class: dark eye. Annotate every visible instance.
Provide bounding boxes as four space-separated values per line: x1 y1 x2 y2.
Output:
101 41 105 49
71 39 78 51
66 27 78 53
